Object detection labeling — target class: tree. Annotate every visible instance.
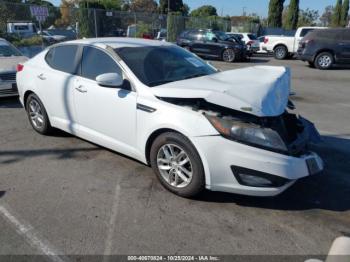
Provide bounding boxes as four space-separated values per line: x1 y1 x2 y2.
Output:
159 0 185 15
190 5 217 17
284 0 299 29
342 0 349 26
268 0 285 27
320 5 334 26
130 0 157 12
298 8 319 27
332 0 343 27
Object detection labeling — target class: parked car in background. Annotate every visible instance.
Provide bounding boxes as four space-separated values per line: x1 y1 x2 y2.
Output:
16 38 324 197
7 21 37 38
177 29 248 62
298 29 350 70
226 32 260 53
39 30 67 43
257 36 269 54
0 38 28 97
263 27 326 60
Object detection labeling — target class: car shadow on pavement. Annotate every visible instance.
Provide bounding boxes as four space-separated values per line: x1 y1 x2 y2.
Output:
196 135 350 212
0 97 22 108
0 147 103 165
0 191 6 198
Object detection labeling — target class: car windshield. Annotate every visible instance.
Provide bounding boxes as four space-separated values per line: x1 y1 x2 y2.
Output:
0 43 22 57
115 46 217 87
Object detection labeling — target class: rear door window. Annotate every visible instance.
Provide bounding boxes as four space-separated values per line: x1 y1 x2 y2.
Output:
45 45 79 74
300 29 314 37
80 46 121 81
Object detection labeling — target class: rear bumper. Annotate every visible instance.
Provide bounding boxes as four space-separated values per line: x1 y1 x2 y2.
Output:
0 82 18 97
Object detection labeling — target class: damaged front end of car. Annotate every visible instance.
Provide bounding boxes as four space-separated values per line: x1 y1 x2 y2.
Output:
159 98 321 157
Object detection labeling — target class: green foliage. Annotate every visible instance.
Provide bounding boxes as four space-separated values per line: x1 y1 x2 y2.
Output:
167 12 185 42
159 0 186 15
332 0 343 27
12 35 43 47
320 5 334 26
284 0 299 30
268 0 285 27
135 21 152 37
101 0 122 10
342 0 349 26
298 8 319 27
190 5 218 17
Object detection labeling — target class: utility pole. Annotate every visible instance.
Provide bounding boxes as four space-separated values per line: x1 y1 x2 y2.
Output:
168 0 170 13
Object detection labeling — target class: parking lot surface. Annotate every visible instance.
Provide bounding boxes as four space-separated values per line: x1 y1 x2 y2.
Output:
0 56 349 257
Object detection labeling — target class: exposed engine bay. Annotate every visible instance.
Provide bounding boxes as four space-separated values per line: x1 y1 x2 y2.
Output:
160 97 321 156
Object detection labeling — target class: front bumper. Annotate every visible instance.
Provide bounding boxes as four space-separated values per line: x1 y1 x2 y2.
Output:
192 135 324 197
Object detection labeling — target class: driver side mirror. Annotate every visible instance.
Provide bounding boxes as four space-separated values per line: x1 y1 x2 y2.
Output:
96 73 123 88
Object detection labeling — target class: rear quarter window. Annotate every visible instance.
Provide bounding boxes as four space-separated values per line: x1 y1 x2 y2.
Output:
45 45 79 74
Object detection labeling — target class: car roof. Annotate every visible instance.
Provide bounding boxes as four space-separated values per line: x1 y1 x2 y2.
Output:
63 37 173 49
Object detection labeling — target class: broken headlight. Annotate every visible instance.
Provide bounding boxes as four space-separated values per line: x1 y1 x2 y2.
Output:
205 115 288 153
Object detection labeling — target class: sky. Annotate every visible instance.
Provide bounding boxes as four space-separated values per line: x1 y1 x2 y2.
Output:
47 0 336 17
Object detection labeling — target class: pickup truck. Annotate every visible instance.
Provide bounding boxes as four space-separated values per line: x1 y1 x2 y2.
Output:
263 27 326 60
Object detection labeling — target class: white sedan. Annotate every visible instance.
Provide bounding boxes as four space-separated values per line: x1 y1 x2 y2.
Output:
16 38 324 197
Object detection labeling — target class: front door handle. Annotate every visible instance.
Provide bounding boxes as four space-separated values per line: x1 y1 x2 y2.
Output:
75 85 87 93
37 73 46 80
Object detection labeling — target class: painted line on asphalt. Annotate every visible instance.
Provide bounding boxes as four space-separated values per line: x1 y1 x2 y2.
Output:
103 182 122 260
0 205 68 262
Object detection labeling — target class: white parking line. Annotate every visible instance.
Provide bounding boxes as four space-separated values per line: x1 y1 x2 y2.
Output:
103 182 121 260
0 205 68 262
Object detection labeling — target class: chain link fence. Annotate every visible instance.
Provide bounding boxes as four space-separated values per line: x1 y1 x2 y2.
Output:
1 1 262 57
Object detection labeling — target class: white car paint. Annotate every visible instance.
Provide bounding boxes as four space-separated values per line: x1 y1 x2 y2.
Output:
0 38 28 97
151 66 291 117
16 38 324 197
227 32 260 52
263 27 327 57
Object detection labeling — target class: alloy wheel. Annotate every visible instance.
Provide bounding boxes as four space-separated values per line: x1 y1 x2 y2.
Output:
28 99 45 129
318 55 332 68
223 49 235 62
156 144 193 188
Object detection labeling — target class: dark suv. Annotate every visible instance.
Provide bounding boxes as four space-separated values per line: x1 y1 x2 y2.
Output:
176 29 248 62
298 29 350 69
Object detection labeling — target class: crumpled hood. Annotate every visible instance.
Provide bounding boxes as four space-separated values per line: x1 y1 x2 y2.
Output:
0 56 28 72
151 66 291 117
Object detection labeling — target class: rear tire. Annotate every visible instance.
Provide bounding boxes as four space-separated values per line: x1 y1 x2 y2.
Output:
315 52 334 70
150 132 205 198
274 45 288 60
222 48 236 62
26 93 53 135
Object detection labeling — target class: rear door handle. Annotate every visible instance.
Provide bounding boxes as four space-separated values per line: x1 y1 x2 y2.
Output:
75 85 87 93
37 73 46 80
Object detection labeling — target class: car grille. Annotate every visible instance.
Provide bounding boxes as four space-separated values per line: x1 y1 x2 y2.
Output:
0 72 16 82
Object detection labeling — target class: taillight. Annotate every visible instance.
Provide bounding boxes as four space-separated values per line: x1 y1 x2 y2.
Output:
17 64 24 72
264 37 269 44
305 39 314 45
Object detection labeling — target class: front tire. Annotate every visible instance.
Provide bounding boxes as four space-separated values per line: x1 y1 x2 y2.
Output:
315 52 334 70
222 48 236 62
274 45 288 60
150 132 205 198
26 93 53 135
